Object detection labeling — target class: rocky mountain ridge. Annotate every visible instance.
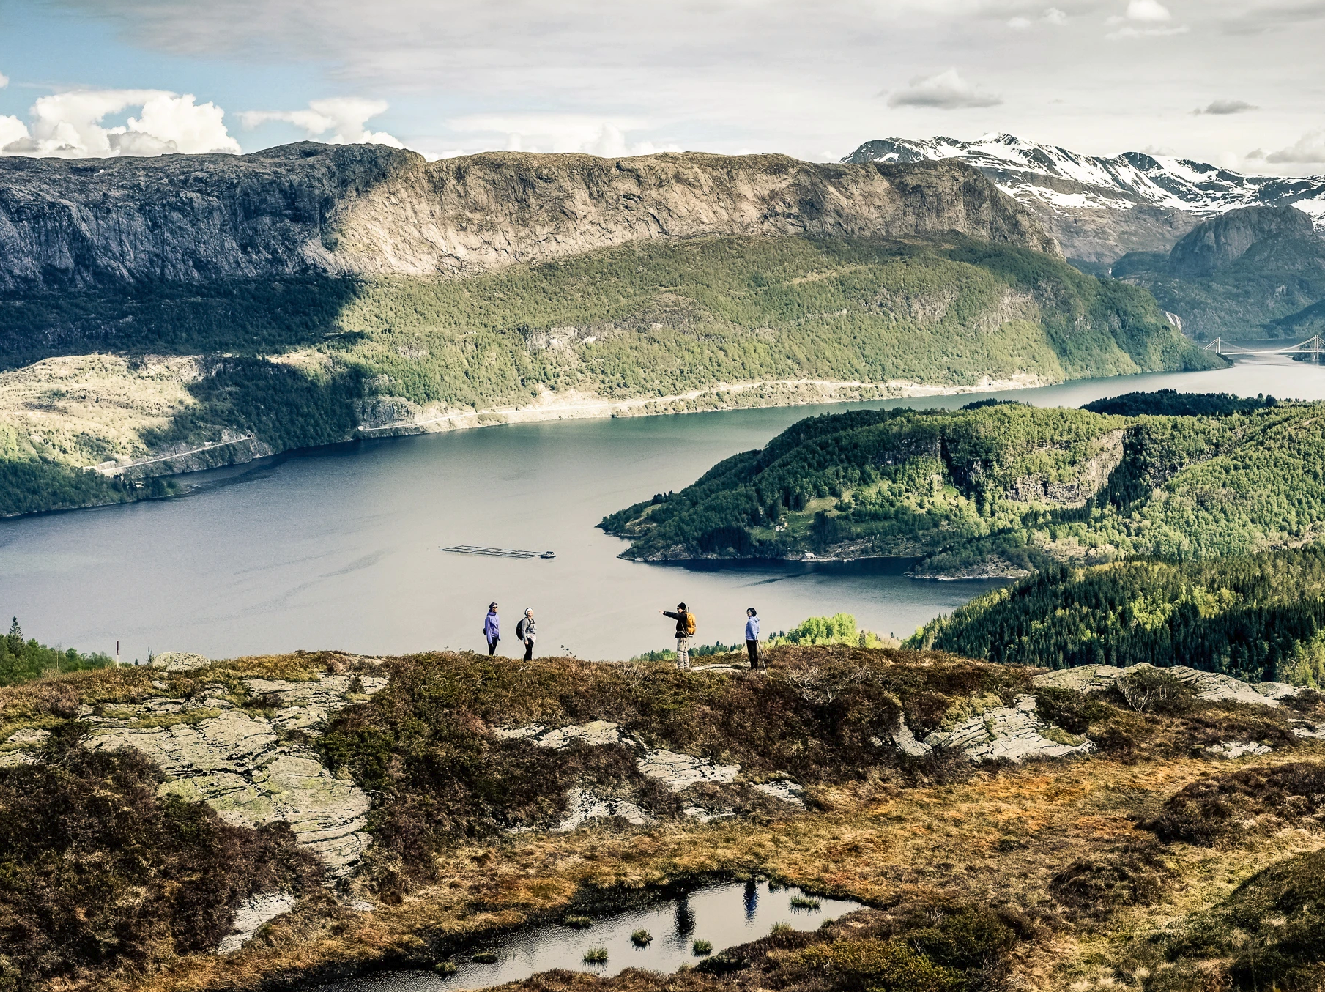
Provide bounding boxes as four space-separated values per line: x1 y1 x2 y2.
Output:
844 133 1325 262
0 142 1058 292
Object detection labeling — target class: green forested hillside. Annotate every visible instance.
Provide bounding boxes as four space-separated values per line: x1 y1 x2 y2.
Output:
0 235 1212 516
909 549 1325 685
601 397 1325 575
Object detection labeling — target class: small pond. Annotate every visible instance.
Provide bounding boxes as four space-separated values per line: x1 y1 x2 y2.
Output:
319 881 863 991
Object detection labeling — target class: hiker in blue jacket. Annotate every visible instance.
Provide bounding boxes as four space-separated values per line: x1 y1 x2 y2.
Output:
483 602 500 655
745 608 762 669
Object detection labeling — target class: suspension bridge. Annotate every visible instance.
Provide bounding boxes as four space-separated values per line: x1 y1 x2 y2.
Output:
1202 334 1324 357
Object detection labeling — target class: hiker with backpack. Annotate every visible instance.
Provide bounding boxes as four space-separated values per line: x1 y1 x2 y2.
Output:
483 602 500 656
745 607 762 669
660 602 696 669
516 608 537 660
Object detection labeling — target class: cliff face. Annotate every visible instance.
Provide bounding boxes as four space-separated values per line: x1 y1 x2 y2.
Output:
1168 204 1316 278
0 143 1059 291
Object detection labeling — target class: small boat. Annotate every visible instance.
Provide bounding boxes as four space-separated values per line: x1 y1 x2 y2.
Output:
540 551 556 559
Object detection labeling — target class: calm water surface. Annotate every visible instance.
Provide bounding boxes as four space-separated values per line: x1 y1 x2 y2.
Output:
5 352 1324 662
319 881 861 992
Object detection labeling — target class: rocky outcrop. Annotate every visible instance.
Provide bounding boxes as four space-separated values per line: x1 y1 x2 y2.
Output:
84 672 386 877
888 698 1094 763
1033 664 1301 707
0 143 1058 292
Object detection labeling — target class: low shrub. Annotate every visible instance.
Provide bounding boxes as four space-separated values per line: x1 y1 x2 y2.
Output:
1150 849 1325 991
1143 761 1325 845
693 939 713 955
1050 841 1173 915
630 929 652 946
1035 686 1117 734
583 947 608 964
1114 668 1195 715
0 744 321 989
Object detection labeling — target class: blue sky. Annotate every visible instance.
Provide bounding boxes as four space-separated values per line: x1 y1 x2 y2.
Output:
1 0 1323 169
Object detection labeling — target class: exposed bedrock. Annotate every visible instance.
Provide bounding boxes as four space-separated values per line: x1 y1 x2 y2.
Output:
0 144 1059 291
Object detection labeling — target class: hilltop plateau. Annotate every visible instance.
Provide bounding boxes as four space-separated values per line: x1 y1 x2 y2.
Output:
1 642 1323 992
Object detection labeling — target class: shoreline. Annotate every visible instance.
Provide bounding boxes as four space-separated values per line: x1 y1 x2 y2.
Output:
4 373 1054 520
350 374 1051 438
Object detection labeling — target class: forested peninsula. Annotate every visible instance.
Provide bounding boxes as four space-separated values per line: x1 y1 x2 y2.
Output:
600 390 1322 576
0 144 1213 517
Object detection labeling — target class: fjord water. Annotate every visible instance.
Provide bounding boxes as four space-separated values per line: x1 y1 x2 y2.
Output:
320 881 861 992
4 352 1323 663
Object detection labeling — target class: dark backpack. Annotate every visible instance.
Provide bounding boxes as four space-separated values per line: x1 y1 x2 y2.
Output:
515 619 526 640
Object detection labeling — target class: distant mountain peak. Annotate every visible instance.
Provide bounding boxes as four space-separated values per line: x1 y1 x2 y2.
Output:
844 134 1325 230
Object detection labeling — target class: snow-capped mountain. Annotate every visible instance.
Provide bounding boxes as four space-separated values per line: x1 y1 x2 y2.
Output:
844 134 1325 261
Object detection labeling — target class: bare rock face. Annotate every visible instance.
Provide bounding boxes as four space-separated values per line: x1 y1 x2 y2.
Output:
0 143 1058 292
89 711 371 876
85 671 386 877
1168 204 1316 277
1033 664 1300 707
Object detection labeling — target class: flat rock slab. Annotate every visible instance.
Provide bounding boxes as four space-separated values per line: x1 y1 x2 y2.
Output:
89 709 370 877
638 748 740 791
1033 664 1298 707
5 728 50 747
1205 741 1274 759
889 717 930 758
557 788 652 831
926 694 1094 763
244 674 387 731
752 780 805 806
491 720 624 749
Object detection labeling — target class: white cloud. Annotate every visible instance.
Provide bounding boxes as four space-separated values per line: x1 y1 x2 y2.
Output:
1193 98 1258 115
0 71 9 88
1125 0 1172 21
242 97 404 147
1106 0 1188 36
0 116 28 148
886 69 1002 109
446 113 671 156
1 89 239 157
1010 8 1068 28
1267 129 1325 163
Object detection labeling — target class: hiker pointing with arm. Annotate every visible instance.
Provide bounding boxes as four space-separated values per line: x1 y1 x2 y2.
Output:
661 602 696 670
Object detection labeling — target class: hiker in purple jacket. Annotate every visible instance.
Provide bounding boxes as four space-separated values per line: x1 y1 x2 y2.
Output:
483 602 500 656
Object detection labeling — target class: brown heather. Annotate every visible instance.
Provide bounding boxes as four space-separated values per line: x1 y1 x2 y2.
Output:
0 646 1321 992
